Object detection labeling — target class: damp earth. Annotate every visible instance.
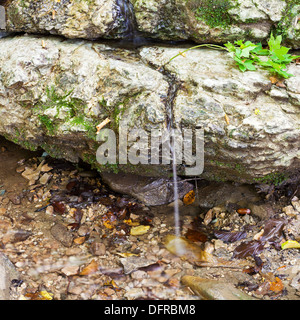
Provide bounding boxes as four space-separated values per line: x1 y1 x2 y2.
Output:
0 137 299 300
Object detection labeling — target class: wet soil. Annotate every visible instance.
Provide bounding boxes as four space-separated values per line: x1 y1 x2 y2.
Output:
0 136 299 300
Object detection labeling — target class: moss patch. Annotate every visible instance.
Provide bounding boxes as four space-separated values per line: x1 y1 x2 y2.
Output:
192 0 235 28
254 172 288 186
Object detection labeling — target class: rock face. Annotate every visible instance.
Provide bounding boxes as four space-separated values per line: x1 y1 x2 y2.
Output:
0 252 19 300
0 34 299 183
2 0 300 48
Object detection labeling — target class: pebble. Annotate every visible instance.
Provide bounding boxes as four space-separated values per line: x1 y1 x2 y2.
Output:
124 288 144 300
61 265 79 276
78 225 90 236
50 223 73 247
89 241 106 256
130 270 147 280
181 276 257 300
39 173 52 185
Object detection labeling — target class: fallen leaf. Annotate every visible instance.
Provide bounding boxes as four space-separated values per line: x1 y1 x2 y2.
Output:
130 225 150 236
73 236 85 245
269 277 284 293
25 290 53 300
116 252 139 258
80 259 98 276
275 81 286 88
281 240 300 250
183 190 195 205
103 220 115 229
52 201 66 214
270 76 279 84
123 219 140 226
214 230 247 243
232 240 265 259
103 279 119 289
185 228 207 242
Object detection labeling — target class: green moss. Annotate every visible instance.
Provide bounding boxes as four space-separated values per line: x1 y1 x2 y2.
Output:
193 0 235 28
34 86 98 138
274 0 299 40
254 172 288 186
38 115 56 135
69 115 97 140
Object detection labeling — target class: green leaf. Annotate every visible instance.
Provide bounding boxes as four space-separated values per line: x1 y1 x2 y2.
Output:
240 45 257 58
252 43 269 56
224 42 236 52
244 60 256 71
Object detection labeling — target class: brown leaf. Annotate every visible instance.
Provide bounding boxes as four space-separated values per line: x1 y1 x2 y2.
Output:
214 230 247 243
73 236 85 245
80 259 99 276
185 229 208 242
232 240 264 259
275 81 286 88
270 76 279 84
52 201 66 214
269 277 284 293
183 190 195 205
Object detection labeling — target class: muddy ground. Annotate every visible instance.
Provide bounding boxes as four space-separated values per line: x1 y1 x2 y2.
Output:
0 136 299 300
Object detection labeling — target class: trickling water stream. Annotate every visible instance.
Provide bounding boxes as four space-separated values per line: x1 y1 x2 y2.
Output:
116 0 146 46
164 75 182 238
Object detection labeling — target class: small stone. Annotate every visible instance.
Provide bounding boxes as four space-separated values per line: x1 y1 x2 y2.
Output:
124 288 144 300
131 270 147 280
50 223 73 247
39 173 52 185
0 207 6 215
78 225 90 236
16 165 25 173
68 285 82 295
61 265 79 276
65 247 82 255
282 205 298 217
89 241 106 256
291 197 300 212
9 194 21 205
45 205 54 215
181 276 257 300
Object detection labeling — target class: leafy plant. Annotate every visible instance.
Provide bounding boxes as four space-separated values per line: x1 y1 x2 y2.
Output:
225 34 300 78
167 34 300 79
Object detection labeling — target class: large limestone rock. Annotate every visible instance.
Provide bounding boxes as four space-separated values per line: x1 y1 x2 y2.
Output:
0 34 299 184
2 0 300 48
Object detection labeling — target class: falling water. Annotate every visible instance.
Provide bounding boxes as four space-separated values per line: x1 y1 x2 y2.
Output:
117 0 181 237
115 0 147 46
165 78 181 238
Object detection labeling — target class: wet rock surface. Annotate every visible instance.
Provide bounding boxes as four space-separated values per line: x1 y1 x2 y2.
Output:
0 137 299 300
0 35 299 183
100 172 194 206
3 0 300 48
0 252 19 300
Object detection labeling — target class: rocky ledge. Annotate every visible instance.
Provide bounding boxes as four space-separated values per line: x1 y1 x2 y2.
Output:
0 34 299 183
1 0 300 48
